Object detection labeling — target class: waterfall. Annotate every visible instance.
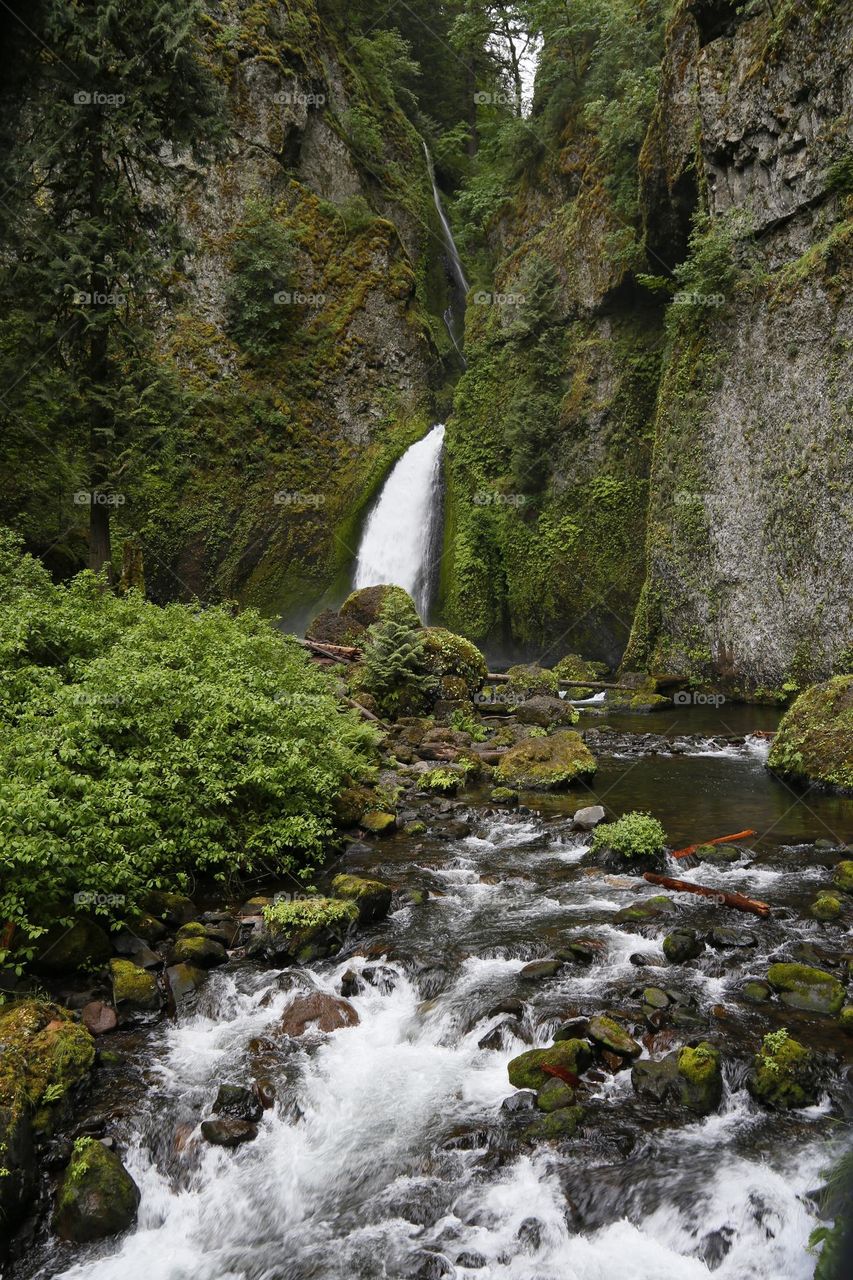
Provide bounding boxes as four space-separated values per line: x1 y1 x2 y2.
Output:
352 423 445 620
423 142 468 366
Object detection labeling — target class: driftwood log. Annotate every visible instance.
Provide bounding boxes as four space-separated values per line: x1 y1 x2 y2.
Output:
671 829 757 861
643 872 771 918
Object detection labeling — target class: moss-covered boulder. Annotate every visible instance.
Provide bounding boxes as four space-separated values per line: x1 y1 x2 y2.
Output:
142 890 196 928
833 861 853 895
507 1039 592 1091
340 585 421 631
54 1137 140 1242
768 676 853 792
614 894 676 924
505 664 559 698
515 696 579 728
0 1001 95 1138
605 674 671 713
553 654 607 700
421 627 488 700
523 1104 585 1141
767 962 845 1014
360 809 397 835
171 935 228 970
663 929 703 964
31 919 112 975
305 608 366 649
695 842 743 865
258 897 358 965
631 1042 722 1115
331 873 392 924
333 784 376 828
588 1015 641 1059
109 959 160 1022
838 1005 853 1035
495 731 597 791
747 1029 817 1109
811 894 843 921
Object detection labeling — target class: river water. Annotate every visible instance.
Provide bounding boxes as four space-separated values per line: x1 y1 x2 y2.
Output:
28 705 853 1280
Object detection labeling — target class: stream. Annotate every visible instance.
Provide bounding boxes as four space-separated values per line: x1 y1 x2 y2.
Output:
25 704 853 1280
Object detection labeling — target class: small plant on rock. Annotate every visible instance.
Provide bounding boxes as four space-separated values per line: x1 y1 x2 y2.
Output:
361 594 437 719
590 811 667 860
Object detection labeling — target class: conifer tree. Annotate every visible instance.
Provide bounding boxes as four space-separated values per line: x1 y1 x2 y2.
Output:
362 595 436 718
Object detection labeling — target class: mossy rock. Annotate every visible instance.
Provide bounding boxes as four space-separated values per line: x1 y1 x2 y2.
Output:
495 731 597 791
587 1015 641 1058
305 608 366 649
515 696 579 728
741 979 772 1003
54 1137 140 1242
31 919 112 975
747 1030 817 1109
605 675 671 713
677 1043 723 1114
142 890 196 928
695 842 743 865
505 664 559 698
490 787 519 806
404 820 427 835
535 1077 578 1113
507 1039 591 1091
663 929 703 964
768 676 853 792
360 809 397 835
613 894 676 924
333 784 375 827
330 873 392 924
767 962 845 1014
811 894 843 922
0 1001 95 1139
523 1104 585 1141
109 959 160 1020
257 897 358 965
340 585 421 630
839 1005 853 1035
421 627 488 698
553 654 607 700
833 861 853 895
171 935 228 970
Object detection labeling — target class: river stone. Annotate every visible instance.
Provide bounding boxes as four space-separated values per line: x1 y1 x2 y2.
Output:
507 1039 591 1091
171 935 228 969
81 1001 118 1036
166 962 208 1005
614 895 677 924
587 1015 641 1058
201 918 240 947
766 962 845 1014
213 1084 263 1123
200 1118 258 1147
554 1017 590 1041
642 987 671 1010
833 861 853 894
741 979 772 1003
515 696 577 727
519 959 562 981
663 929 703 963
810 894 843 921
490 787 519 806
573 805 606 831
561 938 607 965
31 919 113 975
535 1077 576 1112
523 1105 585 1141
838 1006 853 1034
747 1031 817 1109
109 959 160 1021
494 731 597 791
709 927 758 949
695 843 742 865
111 930 161 968
331 873 392 924
478 1018 523 1051
632 1042 722 1115
142 890 196 927
279 992 359 1037
501 1090 537 1113
53 1138 140 1242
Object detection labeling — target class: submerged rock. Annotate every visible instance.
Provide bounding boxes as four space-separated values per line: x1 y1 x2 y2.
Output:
766 962 845 1014
523 1104 585 1141
663 929 703 964
331 873 392 924
279 992 359 1037
212 1084 263 1123
495 731 597 791
53 1138 140 1241
614 895 676 924
747 1030 817 1109
519 959 562 981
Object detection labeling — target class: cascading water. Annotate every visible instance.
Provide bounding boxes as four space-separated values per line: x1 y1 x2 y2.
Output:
423 142 468 367
352 423 445 619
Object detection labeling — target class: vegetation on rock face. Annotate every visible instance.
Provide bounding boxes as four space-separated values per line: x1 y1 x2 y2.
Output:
590 811 667 860
54 1137 140 1242
768 677 853 792
0 533 377 959
747 1028 817 1109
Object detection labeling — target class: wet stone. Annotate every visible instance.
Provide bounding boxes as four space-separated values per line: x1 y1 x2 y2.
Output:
200 1118 258 1147
519 959 562 981
708 927 758 949
212 1084 263 1123
642 987 670 1009
81 1001 117 1036
741 979 772 1003
501 1090 537 1114
663 929 703 964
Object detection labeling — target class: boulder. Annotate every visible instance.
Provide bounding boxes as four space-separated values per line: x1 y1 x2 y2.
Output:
588 1015 641 1059
839 1006 853 1035
519 960 562 981
305 608 366 648
279 992 359 1037
573 805 606 831
741 979 772 1003
111 930 162 968
421 627 488 700
832 861 853 895
516 696 578 728
495 731 597 791
212 1084 263 1123
53 1138 139 1242
523 1105 585 1141
768 677 853 792
632 1041 722 1115
165 963 208 1006
695 843 743 865
505 665 559 698
614 895 676 924
331 873 392 924
81 1001 118 1036
31 919 112 975
0 1002 95 1146
256 897 358 965
171 935 228 970
340 584 421 630
142 890 196 927
810 894 843 922
766 963 845 1014
200 1118 258 1147
663 929 703 964
490 787 519 807
361 809 397 835
747 1030 817 1108
507 1039 591 1091
535 1077 576 1112
109 959 160 1021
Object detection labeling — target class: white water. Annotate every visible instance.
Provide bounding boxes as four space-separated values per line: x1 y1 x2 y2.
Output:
353 423 445 619
52 810 835 1280
423 142 468 365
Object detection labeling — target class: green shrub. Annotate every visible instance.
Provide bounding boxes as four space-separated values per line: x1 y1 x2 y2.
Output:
224 198 297 358
0 533 378 958
590 811 667 859
361 593 437 718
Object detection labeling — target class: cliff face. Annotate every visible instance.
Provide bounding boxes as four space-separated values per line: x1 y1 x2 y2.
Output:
628 0 853 691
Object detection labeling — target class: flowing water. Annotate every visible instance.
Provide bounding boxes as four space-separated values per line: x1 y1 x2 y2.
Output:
30 706 853 1280
423 143 468 366
353 424 446 620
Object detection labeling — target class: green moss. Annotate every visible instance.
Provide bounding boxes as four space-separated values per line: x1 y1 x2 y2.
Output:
677 1042 722 1113
811 894 843 921
421 628 487 699
834 861 853 894
263 897 357 933
767 962 845 1015
748 1028 816 1109
0 1002 95 1135
523 1104 585 1141
768 677 853 792
495 730 597 791
54 1136 140 1242
109 959 159 1011
507 1039 592 1091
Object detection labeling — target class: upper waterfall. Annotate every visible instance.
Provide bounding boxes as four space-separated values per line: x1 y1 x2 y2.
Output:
423 143 468 366
353 424 446 620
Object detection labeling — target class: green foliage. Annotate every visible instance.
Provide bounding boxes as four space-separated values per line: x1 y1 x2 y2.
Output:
0 533 378 956
225 199 298 358
826 153 853 196
590 811 667 859
361 594 437 718
421 767 461 793
263 897 355 933
449 708 488 741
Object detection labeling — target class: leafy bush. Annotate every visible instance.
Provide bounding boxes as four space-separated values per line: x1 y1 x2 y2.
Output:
224 198 298 358
590 811 667 859
0 532 378 956
361 593 436 718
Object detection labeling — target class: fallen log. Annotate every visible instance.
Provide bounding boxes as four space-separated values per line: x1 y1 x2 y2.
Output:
671 829 757 860
342 696 388 729
485 672 635 692
643 872 771 918
300 638 360 662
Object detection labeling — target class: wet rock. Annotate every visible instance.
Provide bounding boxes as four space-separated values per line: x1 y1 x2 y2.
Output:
501 1090 537 1113
741 979 772 1003
663 929 703 964
488 998 524 1019
561 937 606 965
404 820 428 834
340 969 363 998
810 894 843 921
494 731 597 791
747 1029 817 1108
614 895 676 924
456 1251 487 1269
331 873 393 924
490 787 519 806
165 963 208 1006
410 1251 453 1279
517 1217 543 1252
171 935 228 970
588 1015 641 1059
416 965 450 999
573 805 606 831
127 912 166 944
362 965 398 993
53 1138 140 1241
838 1006 853 1035
142 890 196 927
361 810 397 835
200 1118 258 1147
695 843 743 865
833 861 853 894
109 959 160 1022
519 959 562 981
478 1019 523 1051
256 1078 277 1109
642 987 670 1010
201 918 240 948
507 1039 591 1091
515 695 577 727
708 927 758 949
111 930 162 968
523 1104 584 1141
81 1001 118 1036
434 818 472 839
554 1016 590 1040
536 1077 577 1112
766 962 845 1014
632 1042 722 1115
32 919 113 975
212 1084 263 1123
629 953 651 966
279 992 359 1037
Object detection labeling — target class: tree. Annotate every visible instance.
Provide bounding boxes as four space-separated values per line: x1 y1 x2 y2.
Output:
361 594 437 718
0 0 225 576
